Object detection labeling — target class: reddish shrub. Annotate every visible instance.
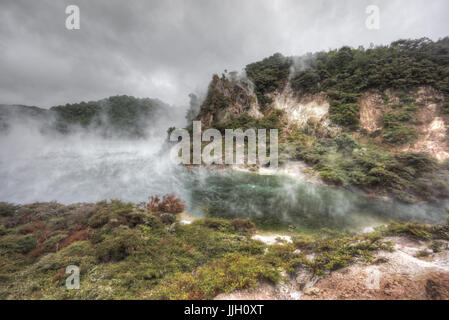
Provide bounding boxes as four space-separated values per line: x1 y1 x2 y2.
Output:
18 214 32 225
53 267 66 285
146 194 186 214
21 218 51 242
59 228 91 249
20 225 36 235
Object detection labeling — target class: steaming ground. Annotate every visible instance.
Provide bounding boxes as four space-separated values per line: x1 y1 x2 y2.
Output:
1 121 448 231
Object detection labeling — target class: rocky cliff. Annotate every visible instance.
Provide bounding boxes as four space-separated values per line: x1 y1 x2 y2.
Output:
193 39 449 203
197 73 449 161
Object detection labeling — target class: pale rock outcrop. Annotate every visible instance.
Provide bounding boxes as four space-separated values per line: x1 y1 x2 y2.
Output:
270 84 329 128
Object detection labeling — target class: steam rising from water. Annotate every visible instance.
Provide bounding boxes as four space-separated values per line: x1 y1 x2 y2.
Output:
0 111 187 204
1 115 448 231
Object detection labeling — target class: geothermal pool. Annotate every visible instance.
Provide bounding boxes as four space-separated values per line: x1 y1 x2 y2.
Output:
1 132 448 231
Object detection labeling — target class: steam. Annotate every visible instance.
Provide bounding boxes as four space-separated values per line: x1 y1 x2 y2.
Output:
0 102 187 204
188 166 449 230
1 103 448 231
288 52 318 79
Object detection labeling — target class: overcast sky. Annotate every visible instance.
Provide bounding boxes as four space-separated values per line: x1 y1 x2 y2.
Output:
1 0 448 108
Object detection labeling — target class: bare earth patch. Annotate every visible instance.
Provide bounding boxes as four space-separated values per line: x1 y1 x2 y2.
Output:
215 236 449 300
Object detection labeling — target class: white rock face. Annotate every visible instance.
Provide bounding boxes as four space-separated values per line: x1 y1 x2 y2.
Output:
359 87 449 161
272 84 329 128
411 114 449 161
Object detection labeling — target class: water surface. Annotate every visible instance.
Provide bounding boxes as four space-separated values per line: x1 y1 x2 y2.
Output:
1 133 447 231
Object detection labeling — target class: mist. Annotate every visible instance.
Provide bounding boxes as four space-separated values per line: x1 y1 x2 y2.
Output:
1 108 448 232
0 101 188 203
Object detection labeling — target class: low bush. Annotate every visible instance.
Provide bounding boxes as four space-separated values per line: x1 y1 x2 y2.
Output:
95 227 142 262
146 194 186 214
151 253 281 299
381 221 449 241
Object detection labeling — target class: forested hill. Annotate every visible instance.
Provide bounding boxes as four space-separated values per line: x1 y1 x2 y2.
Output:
0 95 170 138
194 37 449 203
245 37 449 119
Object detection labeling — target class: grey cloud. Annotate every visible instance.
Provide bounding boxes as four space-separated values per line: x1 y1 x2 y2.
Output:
0 0 448 108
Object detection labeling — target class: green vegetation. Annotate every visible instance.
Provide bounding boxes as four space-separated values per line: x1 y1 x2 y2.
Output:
202 38 449 128
0 105 49 133
294 133 449 203
382 104 418 145
1 96 169 138
241 38 449 128
245 53 292 110
1 199 449 299
289 230 393 276
214 109 286 133
0 200 266 299
202 38 449 129
291 38 449 128
151 253 280 299
197 86 232 116
325 91 362 128
381 221 449 241
50 95 166 137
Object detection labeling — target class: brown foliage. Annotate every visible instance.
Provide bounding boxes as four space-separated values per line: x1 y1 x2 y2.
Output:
52 267 66 285
22 218 51 242
59 228 91 249
29 245 46 259
146 194 186 214
231 218 255 233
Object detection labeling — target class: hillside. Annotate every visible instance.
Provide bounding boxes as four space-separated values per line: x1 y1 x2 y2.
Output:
2 37 449 301
0 95 171 138
194 37 449 203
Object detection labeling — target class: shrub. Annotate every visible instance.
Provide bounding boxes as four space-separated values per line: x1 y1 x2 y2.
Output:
231 219 255 233
146 194 186 214
382 107 418 145
95 227 142 262
330 103 360 128
154 213 176 225
0 234 37 254
193 218 234 233
382 126 417 145
0 203 17 217
59 228 91 250
88 211 110 228
319 168 344 185
245 53 292 110
382 222 433 240
152 253 281 299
